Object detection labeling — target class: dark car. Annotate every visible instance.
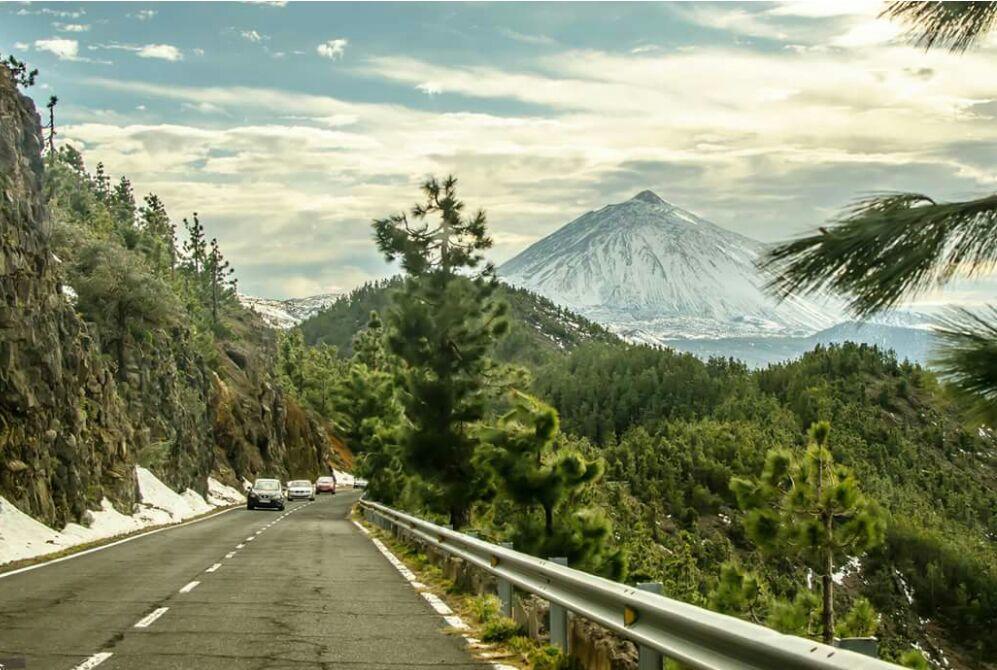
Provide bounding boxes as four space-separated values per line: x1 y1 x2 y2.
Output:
315 476 336 495
247 478 285 510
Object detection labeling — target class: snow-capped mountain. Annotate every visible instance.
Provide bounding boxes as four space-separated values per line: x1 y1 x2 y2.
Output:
239 293 342 329
499 190 842 340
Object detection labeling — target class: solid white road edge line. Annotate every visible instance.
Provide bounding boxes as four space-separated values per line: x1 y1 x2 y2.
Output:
134 607 169 628
0 505 243 580
205 563 222 573
356 518 475 639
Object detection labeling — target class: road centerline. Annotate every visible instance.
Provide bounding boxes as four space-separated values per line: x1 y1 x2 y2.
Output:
134 607 169 628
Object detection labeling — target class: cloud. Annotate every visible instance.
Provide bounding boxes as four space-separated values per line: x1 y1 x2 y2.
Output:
18 7 85 19
678 6 790 41
14 42 29 51
34 38 80 60
417 81 442 96
128 10 158 21
94 43 184 61
138 44 183 61
498 28 557 46
181 101 228 115
317 39 348 60
72 12 997 301
240 30 268 43
55 23 90 33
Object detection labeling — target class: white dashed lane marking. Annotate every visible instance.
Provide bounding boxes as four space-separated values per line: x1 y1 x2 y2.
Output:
179 580 200 593
225 551 236 559
72 652 113 669
236 543 245 549
205 562 222 573
134 607 169 628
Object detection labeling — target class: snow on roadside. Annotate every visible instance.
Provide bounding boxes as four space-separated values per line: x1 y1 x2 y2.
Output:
208 477 246 506
0 467 244 567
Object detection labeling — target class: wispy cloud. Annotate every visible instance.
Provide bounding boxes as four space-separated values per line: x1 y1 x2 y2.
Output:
93 42 184 61
54 23 90 33
317 38 348 60
128 10 157 21
17 7 85 19
240 29 268 43
498 28 557 46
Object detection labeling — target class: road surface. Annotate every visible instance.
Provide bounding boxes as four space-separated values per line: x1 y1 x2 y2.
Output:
0 490 485 669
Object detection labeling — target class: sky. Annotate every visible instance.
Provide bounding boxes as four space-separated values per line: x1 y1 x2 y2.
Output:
3 1 996 301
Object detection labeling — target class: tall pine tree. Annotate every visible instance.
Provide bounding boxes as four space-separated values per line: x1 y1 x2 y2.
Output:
372 175 508 529
731 422 886 643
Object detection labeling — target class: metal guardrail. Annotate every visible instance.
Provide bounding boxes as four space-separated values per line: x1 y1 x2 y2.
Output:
359 499 903 670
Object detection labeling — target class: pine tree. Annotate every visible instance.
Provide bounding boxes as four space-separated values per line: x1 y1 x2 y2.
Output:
372 175 508 529
111 176 137 231
45 95 57 154
139 193 177 275
2 54 38 88
182 213 208 274
92 162 111 204
205 237 236 324
730 422 886 644
483 391 601 534
761 2 997 425
481 391 622 576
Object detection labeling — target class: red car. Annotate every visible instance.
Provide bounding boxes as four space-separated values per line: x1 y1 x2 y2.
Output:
315 476 337 494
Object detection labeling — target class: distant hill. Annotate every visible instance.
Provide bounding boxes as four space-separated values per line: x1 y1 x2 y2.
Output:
661 321 938 368
239 293 342 329
298 277 618 366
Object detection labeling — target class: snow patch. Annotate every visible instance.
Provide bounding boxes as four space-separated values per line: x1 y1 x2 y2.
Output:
1 467 242 567
895 568 915 604
832 556 861 586
208 477 246 506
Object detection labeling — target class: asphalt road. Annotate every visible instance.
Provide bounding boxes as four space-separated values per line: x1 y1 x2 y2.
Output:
0 490 485 670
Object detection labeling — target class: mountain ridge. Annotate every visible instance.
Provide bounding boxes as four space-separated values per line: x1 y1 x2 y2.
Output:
499 190 842 339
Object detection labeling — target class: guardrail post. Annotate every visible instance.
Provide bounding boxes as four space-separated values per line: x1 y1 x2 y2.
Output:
549 557 569 652
497 542 514 617
637 582 664 670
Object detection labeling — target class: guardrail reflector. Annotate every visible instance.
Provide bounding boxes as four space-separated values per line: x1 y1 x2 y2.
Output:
624 605 638 626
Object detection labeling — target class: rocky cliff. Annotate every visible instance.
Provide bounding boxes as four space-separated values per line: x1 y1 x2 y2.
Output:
0 68 348 528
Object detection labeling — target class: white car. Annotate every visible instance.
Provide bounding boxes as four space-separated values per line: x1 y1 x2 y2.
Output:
286 479 315 501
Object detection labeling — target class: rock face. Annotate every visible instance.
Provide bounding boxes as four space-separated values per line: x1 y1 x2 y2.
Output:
1 68 137 526
0 68 348 527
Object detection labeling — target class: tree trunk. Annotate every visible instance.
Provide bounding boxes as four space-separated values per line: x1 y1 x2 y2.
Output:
449 503 468 531
822 546 834 644
544 504 554 535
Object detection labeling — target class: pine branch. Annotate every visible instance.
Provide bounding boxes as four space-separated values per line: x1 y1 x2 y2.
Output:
761 193 997 317
883 1 997 53
933 306 997 424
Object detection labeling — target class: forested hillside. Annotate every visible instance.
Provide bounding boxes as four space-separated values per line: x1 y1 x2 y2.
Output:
301 276 617 365
0 68 348 528
298 277 996 668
